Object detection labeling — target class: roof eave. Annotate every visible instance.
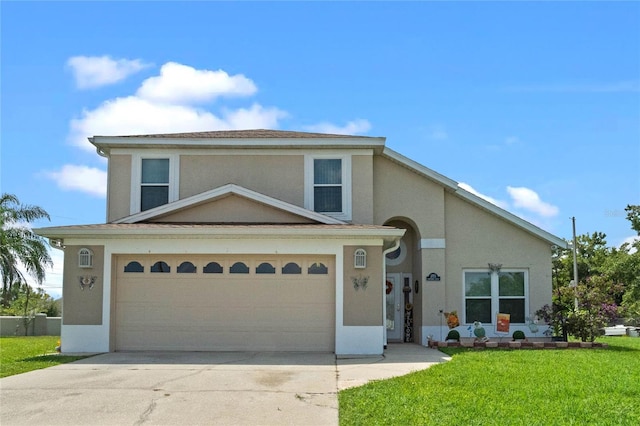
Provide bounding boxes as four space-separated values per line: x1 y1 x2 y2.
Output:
35 225 405 241
381 148 458 190
91 136 387 155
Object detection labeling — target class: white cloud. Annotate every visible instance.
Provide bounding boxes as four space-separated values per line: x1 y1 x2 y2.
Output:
222 103 288 129
67 55 151 89
67 62 287 151
507 186 559 218
619 236 639 254
303 119 371 135
69 96 287 151
458 183 509 209
45 164 107 197
136 62 257 104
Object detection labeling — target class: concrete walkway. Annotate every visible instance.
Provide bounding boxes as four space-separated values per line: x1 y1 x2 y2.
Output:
0 344 448 426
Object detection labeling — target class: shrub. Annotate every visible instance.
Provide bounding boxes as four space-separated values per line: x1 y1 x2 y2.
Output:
512 330 526 340
446 330 460 341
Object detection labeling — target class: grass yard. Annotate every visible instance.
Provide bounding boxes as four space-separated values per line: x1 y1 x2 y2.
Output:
0 336 89 378
339 337 640 425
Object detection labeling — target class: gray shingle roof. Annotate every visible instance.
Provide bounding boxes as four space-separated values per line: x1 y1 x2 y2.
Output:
107 129 378 139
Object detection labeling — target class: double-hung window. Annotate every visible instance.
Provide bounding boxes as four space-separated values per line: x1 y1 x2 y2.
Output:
305 155 351 220
131 154 178 214
141 159 170 211
464 269 527 324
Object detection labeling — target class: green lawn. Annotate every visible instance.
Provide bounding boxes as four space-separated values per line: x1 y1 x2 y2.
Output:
0 336 89 378
339 337 640 425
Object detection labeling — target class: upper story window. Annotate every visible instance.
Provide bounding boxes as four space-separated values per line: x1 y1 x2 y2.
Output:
304 155 351 221
130 153 179 215
141 159 170 211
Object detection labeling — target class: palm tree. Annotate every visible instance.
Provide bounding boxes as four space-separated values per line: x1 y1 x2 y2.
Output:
0 193 52 306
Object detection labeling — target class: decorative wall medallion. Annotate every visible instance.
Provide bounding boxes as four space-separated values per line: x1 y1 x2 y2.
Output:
488 263 503 273
78 275 97 290
351 274 369 291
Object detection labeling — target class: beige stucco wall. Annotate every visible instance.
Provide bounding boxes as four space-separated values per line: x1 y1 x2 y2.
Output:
180 155 304 206
372 156 445 238
149 195 316 224
107 155 132 222
62 245 104 325
442 193 552 325
343 246 383 326
351 155 374 224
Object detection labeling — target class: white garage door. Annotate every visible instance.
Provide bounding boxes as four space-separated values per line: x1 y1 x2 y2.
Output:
114 255 335 352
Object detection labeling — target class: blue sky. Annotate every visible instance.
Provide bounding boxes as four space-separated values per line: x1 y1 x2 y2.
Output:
2 1 639 297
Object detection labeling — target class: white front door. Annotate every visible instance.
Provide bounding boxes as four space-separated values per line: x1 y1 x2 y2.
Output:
386 273 403 341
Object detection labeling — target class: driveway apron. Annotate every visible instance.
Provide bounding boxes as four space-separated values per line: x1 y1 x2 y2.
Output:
1 345 448 425
0 351 338 426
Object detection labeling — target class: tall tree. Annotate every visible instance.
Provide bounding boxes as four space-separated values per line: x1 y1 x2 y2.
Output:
0 194 52 306
626 204 640 235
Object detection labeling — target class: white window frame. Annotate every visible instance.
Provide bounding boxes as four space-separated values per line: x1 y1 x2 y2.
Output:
354 248 367 269
130 153 179 215
78 248 93 268
462 269 529 325
304 154 352 221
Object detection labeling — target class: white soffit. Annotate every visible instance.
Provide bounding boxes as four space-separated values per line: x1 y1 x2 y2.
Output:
114 183 346 225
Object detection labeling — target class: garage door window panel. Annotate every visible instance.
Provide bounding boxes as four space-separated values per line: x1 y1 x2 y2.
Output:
124 261 144 273
151 261 171 273
203 262 223 274
282 262 302 274
230 262 249 274
256 262 276 274
177 262 196 273
308 262 328 275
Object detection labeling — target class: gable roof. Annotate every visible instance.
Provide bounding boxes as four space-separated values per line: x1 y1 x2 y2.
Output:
114 183 346 225
108 129 379 139
90 129 386 156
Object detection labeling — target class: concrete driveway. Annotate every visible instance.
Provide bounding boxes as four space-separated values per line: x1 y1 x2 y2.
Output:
0 345 448 426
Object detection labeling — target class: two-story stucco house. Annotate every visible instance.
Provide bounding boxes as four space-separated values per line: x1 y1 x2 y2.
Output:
36 130 565 355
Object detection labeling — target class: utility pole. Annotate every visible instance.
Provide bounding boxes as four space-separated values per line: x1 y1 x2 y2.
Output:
572 217 579 310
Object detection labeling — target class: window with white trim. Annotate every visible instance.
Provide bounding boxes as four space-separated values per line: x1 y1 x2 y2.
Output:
141 158 170 211
130 154 179 214
354 248 367 268
78 248 93 268
304 155 351 220
463 269 527 324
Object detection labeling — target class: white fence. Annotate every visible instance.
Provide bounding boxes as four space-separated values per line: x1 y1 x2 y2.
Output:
0 314 61 336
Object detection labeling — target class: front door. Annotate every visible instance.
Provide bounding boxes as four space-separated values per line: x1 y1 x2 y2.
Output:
386 273 403 341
